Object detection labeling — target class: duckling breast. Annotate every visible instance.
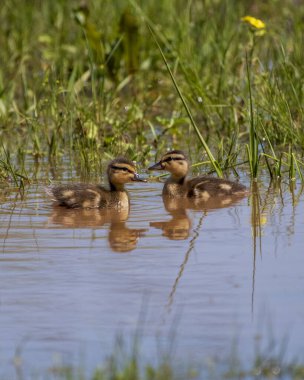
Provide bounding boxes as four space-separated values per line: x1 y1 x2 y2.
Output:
47 184 106 208
163 182 186 198
109 191 130 209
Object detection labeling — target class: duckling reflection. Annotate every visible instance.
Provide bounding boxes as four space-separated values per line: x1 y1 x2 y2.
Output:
150 193 247 240
185 192 248 211
108 222 146 253
48 206 146 253
49 205 129 227
150 198 191 240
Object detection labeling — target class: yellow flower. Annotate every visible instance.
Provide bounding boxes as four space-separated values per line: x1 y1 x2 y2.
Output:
241 16 266 29
260 213 268 226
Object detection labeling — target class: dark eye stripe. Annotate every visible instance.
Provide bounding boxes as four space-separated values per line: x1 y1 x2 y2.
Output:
163 157 184 163
111 165 134 173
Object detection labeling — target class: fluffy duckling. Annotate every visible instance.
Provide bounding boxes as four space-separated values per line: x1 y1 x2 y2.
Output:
148 150 249 199
46 158 146 209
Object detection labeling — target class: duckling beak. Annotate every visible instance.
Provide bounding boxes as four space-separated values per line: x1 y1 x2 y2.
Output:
132 173 147 182
148 161 164 171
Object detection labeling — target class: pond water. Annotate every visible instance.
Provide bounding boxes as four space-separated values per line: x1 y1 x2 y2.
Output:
0 173 304 378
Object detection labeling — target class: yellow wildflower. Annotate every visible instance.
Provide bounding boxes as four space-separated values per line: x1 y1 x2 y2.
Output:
241 16 266 29
260 213 268 226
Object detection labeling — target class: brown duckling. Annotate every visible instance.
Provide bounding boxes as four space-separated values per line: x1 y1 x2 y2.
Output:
46 158 146 209
148 150 249 199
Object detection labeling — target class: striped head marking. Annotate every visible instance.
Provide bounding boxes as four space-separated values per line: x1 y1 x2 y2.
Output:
108 158 145 185
148 150 189 178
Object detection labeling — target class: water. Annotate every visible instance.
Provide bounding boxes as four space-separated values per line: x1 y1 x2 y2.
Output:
0 177 304 378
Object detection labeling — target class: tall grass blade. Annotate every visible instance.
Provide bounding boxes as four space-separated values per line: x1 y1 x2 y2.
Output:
293 153 303 181
147 23 223 177
246 52 259 179
259 120 281 179
289 148 295 181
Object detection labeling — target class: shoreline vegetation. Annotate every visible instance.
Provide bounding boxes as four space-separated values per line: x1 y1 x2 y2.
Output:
10 337 304 380
1 0 304 187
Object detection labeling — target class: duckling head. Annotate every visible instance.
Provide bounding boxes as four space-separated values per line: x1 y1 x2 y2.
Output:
108 158 146 189
148 150 189 180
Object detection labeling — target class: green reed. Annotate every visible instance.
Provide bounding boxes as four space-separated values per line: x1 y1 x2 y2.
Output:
147 22 223 177
245 52 259 179
0 145 28 189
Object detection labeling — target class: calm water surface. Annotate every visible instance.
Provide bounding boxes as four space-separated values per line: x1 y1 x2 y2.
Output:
0 176 304 378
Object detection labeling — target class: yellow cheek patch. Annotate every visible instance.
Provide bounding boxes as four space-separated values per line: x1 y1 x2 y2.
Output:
200 191 210 201
82 200 92 208
220 183 232 191
62 190 75 197
221 198 232 206
93 194 101 208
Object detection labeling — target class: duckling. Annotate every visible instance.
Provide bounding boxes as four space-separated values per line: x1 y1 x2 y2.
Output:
45 158 146 209
148 150 249 199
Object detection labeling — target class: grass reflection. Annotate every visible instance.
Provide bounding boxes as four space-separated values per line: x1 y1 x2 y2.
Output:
249 180 304 314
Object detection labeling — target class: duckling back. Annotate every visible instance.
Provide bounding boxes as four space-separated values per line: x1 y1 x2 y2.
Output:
46 183 129 209
187 176 249 198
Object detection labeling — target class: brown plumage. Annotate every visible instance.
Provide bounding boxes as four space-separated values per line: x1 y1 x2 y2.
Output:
148 150 249 199
45 158 146 209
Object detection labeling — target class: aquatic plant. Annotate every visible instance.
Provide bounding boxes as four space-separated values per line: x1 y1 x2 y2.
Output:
0 145 29 190
27 338 304 380
147 23 223 178
0 0 303 182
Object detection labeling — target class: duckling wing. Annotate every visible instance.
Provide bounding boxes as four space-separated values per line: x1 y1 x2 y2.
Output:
46 184 107 208
186 176 248 198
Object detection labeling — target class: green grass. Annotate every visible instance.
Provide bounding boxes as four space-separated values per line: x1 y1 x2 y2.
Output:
0 144 28 189
0 0 304 182
13 341 304 380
